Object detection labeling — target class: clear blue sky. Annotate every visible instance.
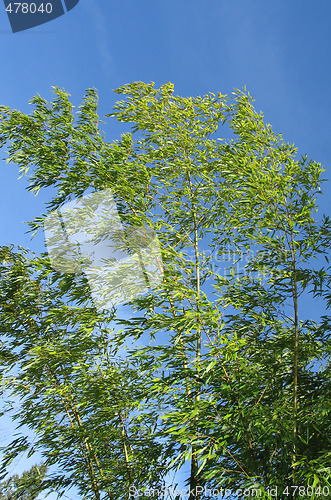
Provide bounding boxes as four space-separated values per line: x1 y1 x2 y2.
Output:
0 1 330 498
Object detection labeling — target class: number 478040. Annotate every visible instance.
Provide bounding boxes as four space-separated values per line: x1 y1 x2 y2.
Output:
6 3 53 14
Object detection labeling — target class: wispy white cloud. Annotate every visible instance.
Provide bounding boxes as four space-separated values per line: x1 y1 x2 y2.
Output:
80 0 114 82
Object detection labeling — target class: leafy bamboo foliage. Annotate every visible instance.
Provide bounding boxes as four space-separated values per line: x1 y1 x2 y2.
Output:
0 82 330 499
0 463 47 500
